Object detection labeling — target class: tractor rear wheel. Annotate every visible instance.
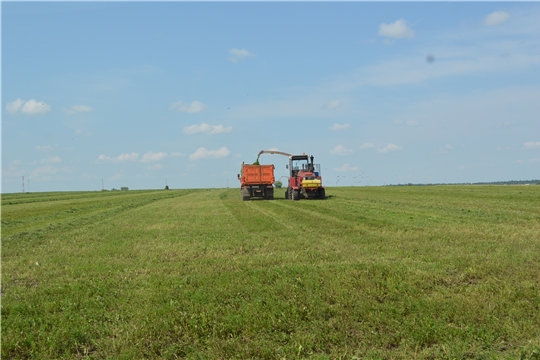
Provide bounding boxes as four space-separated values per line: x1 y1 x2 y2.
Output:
319 188 326 199
287 187 292 199
292 189 299 201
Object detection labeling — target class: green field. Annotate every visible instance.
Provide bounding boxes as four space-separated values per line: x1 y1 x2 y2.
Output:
2 186 540 359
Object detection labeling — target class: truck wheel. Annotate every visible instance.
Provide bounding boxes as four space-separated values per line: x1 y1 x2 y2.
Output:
242 195 250 201
292 189 299 201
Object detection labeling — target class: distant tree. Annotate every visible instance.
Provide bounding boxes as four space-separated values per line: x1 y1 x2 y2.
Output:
121 187 129 191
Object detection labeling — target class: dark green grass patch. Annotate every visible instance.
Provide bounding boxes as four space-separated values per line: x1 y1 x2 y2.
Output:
2 186 540 359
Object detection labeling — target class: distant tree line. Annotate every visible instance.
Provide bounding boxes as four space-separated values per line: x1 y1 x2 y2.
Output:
387 180 540 186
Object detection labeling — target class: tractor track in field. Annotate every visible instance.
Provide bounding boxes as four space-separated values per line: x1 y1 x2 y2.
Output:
243 201 296 231
2 191 192 245
269 199 365 231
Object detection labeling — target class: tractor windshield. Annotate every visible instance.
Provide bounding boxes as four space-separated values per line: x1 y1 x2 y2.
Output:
292 159 310 172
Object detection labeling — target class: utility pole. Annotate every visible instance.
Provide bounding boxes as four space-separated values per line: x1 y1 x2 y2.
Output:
22 176 25 193
102 179 104 191
28 178 30 193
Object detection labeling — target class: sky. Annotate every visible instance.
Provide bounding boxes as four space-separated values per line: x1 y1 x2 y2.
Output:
2 1 540 193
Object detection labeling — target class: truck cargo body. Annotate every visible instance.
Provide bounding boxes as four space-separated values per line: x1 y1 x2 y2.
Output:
238 164 275 201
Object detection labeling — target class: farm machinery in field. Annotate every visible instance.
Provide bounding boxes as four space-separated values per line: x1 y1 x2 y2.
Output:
256 150 326 200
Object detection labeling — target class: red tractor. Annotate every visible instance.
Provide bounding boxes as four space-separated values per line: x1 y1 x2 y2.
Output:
257 150 326 200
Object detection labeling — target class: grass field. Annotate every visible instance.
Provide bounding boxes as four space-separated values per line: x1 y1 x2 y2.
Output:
2 186 540 359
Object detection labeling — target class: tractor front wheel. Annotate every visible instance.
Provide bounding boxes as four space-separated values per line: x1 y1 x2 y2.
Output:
292 189 299 201
285 187 291 199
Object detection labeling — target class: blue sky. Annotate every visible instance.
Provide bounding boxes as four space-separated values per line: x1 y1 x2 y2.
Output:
2 1 540 193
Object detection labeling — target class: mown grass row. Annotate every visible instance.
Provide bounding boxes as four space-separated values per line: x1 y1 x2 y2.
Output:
2 186 540 359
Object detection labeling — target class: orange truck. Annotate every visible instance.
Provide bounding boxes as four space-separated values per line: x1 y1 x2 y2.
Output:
237 163 275 201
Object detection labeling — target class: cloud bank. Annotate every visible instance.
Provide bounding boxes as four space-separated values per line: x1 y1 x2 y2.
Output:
330 145 353 156
190 147 230 160
329 123 350 131
523 141 540 150
229 48 256 63
484 11 510 26
6 98 51 115
377 144 403 153
378 19 415 39
98 152 139 163
183 123 232 135
141 151 167 163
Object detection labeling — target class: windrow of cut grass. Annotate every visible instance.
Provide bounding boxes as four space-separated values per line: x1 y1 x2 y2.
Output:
2 186 540 359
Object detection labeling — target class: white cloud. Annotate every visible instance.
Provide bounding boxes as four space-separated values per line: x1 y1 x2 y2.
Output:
148 164 163 170
170 100 208 113
183 123 232 134
170 152 186 157
378 19 415 39
190 147 230 160
523 141 540 150
6 98 51 115
330 145 353 156
485 11 510 26
229 48 256 63
359 143 375 149
110 173 123 181
140 151 167 163
335 163 359 172
329 123 350 131
377 144 403 153
6 98 24 114
209 124 233 134
326 100 342 109
97 152 139 163
40 156 61 164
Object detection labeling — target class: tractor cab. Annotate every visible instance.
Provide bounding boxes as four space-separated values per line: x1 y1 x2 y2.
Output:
290 155 320 178
286 154 325 200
